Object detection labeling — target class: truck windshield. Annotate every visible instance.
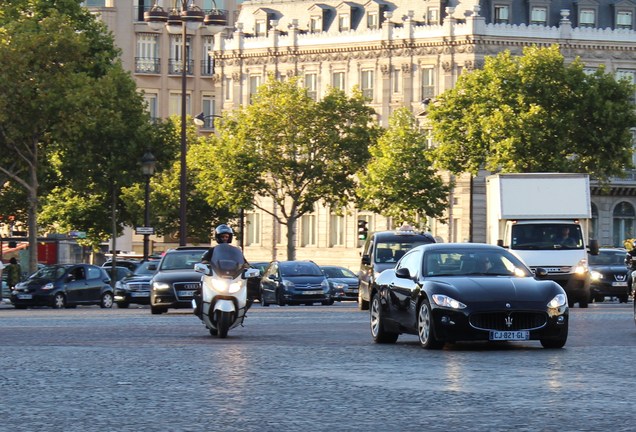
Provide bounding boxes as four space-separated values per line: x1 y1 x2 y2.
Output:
511 223 584 250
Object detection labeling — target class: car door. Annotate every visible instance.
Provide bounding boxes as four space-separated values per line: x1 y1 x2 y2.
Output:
260 263 278 302
388 249 422 327
65 265 89 304
85 265 105 303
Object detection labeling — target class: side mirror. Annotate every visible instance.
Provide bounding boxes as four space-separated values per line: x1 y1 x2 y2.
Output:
243 268 260 279
395 267 411 279
534 267 548 278
194 263 210 275
361 255 371 265
588 239 599 256
496 239 504 248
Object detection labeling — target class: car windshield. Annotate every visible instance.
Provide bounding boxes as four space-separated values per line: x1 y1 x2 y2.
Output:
160 251 205 270
374 240 433 263
589 251 627 266
30 265 67 280
510 223 584 250
423 249 531 277
280 262 323 277
322 267 356 278
134 261 159 275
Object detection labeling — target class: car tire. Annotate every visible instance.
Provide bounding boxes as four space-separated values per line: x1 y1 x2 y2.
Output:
370 293 398 344
13 305 27 310
261 290 269 307
53 293 66 309
358 288 369 311
116 302 130 309
150 305 166 315
100 292 114 308
417 299 444 349
277 290 285 306
619 295 628 303
579 296 589 308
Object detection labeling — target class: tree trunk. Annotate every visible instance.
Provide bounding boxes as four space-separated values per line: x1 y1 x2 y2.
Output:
27 161 39 274
286 216 298 261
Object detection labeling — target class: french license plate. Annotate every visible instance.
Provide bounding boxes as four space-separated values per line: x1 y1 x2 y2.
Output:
489 330 529 341
131 292 149 297
178 290 194 297
304 290 323 295
17 294 32 300
612 281 628 287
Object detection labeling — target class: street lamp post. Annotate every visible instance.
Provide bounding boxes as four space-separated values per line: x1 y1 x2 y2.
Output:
141 151 157 261
145 1 227 246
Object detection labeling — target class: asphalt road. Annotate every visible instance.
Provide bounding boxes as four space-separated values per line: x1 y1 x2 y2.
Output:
0 301 634 432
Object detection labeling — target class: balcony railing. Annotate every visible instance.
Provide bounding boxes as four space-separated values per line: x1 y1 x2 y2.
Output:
201 59 215 76
168 59 194 75
135 57 160 74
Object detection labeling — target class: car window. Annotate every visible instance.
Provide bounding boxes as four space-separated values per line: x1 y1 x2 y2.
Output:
87 266 102 280
160 251 205 270
589 251 626 266
134 261 158 275
397 250 422 276
374 240 434 264
423 250 530 277
280 262 322 277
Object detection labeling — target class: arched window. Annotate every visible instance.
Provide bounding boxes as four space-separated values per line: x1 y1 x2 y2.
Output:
613 201 635 246
590 202 598 240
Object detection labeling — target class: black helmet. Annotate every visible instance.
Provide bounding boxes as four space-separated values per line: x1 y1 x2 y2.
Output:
214 224 234 243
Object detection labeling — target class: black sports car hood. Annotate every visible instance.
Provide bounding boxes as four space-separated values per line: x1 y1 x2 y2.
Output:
426 276 560 303
590 265 629 273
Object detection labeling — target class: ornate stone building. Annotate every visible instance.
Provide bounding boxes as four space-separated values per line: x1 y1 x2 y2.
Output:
88 0 636 267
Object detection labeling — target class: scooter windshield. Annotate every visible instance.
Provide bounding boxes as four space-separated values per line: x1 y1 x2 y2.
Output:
210 243 246 278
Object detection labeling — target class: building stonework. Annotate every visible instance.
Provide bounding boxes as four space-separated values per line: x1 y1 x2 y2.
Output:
89 0 636 264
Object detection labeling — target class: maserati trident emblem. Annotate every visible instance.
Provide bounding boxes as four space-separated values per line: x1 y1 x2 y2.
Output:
505 315 513 328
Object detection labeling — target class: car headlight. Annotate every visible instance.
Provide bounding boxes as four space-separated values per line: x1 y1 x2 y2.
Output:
153 282 171 290
547 293 567 308
432 294 466 309
573 259 588 275
590 271 602 281
282 280 295 289
41 282 55 290
321 280 330 290
210 278 241 294
332 282 347 290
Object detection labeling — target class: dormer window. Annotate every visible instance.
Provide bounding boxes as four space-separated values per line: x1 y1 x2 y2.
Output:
617 10 633 29
494 5 510 23
367 12 378 29
530 7 547 24
255 19 267 36
339 14 350 31
310 16 321 33
579 8 596 27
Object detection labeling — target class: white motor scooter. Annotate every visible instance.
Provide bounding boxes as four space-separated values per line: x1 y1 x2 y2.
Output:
193 243 260 338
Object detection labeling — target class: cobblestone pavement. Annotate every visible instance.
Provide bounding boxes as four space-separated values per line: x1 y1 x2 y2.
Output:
0 301 634 432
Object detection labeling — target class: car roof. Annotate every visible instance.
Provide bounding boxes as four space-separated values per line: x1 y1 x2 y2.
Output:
372 230 435 241
412 242 506 252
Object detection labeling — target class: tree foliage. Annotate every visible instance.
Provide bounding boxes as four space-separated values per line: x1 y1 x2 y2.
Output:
190 76 379 259
0 1 158 265
428 45 636 183
357 108 450 228
121 116 234 244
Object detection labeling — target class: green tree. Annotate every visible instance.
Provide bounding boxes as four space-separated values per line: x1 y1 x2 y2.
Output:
357 108 450 227
121 116 234 244
428 45 636 182
190 77 379 260
0 1 156 268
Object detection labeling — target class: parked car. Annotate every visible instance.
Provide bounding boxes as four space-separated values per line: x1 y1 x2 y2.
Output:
114 260 158 308
10 264 114 309
149 247 209 314
588 248 630 303
320 265 359 301
102 259 140 272
370 243 569 349
358 226 436 310
260 260 332 306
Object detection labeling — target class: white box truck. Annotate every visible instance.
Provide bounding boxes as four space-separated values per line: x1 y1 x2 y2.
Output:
486 173 599 307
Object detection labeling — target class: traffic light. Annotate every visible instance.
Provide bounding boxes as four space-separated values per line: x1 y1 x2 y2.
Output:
357 220 368 241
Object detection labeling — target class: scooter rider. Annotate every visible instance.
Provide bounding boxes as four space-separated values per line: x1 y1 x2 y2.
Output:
194 224 252 317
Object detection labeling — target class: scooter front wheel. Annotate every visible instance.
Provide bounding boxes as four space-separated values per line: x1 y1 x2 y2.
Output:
217 310 232 338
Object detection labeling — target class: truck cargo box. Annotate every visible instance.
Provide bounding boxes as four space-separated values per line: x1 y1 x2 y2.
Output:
486 173 591 220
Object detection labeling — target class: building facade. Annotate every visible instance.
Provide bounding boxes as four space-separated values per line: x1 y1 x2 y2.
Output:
88 0 636 268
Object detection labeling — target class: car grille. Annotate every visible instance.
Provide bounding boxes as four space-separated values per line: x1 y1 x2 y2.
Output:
294 282 324 290
127 282 150 291
469 311 547 331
